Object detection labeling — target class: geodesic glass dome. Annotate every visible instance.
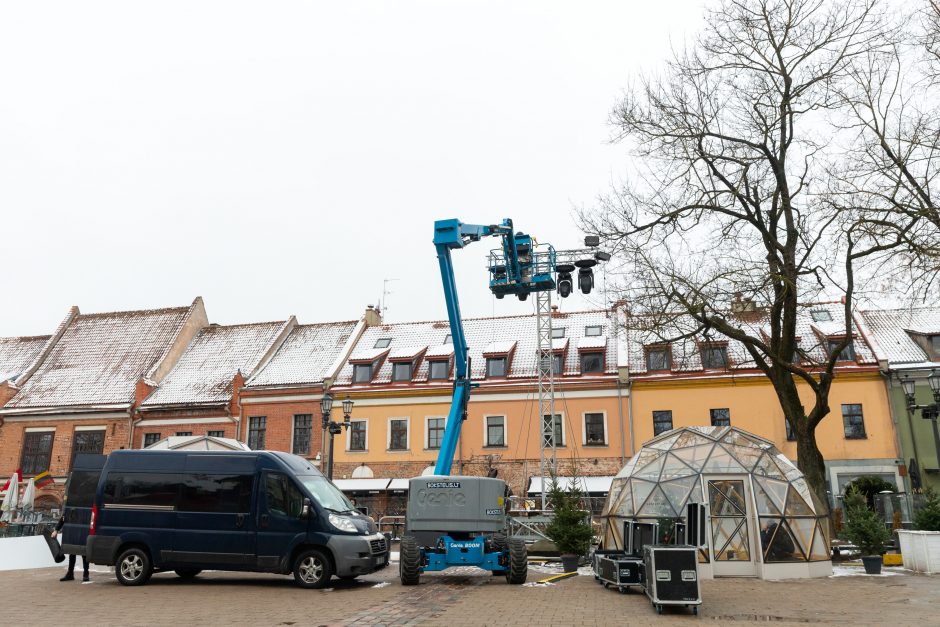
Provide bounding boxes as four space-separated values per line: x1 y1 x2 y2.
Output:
602 426 830 567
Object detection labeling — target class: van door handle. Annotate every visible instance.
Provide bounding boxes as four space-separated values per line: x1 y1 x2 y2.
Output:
260 514 269 528
235 514 245 528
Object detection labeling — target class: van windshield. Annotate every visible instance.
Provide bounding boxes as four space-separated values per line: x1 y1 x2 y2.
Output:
298 476 355 512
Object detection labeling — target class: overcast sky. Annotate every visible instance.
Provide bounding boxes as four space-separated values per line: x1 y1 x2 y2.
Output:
0 1 705 337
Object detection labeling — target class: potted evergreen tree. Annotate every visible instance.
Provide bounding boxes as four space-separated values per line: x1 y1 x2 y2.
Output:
545 475 593 573
842 487 891 575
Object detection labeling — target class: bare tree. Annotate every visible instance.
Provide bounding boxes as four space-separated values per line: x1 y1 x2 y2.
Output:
582 0 909 512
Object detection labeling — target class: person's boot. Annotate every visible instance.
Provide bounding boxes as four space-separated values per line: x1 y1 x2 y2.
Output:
82 572 89 582
60 572 74 582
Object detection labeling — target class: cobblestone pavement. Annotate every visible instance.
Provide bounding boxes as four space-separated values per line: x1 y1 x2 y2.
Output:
4 562 938 626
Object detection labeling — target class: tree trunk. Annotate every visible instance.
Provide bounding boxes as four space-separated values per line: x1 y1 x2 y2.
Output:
794 426 830 517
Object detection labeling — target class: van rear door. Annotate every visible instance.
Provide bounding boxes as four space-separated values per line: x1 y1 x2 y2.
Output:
62 454 106 555
169 455 257 568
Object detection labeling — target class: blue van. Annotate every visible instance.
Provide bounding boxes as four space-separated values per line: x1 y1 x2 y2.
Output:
83 449 388 587
60 453 107 557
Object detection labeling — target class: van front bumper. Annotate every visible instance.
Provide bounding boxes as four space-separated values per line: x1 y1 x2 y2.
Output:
327 532 390 577
86 536 121 565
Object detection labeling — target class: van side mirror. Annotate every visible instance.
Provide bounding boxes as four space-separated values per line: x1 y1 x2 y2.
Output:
301 498 312 519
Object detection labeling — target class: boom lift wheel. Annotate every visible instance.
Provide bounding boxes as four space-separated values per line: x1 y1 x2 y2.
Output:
505 538 528 584
400 536 421 586
490 533 508 575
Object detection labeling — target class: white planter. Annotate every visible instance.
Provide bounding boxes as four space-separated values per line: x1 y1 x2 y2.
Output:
897 530 940 574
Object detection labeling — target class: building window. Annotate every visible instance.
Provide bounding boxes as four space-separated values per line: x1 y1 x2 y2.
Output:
542 414 565 447
931 335 940 354
700 345 728 369
176 431 193 437
485 416 506 447
552 354 564 375
581 352 604 373
143 433 161 448
652 410 673 436
427 417 445 449
646 346 671 371
486 357 507 377
392 362 413 381
710 408 731 427
785 419 796 441
293 414 313 455
21 431 54 475
207 430 224 438
443 333 452 344
349 421 367 451
353 363 374 383
842 404 866 439
584 413 606 445
374 338 392 349
429 359 450 380
585 325 603 337
248 416 266 450
551 327 566 339
71 429 105 468
828 339 856 361
389 419 408 450
811 310 833 322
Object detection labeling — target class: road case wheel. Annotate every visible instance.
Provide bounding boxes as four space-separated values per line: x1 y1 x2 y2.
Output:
693 606 699 616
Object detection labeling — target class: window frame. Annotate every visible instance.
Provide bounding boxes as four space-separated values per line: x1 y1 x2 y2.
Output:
584 325 603 337
652 410 673 436
484 415 507 448
443 333 452 345
700 344 729 369
486 356 508 378
20 429 55 476
247 416 267 450
426 416 446 450
709 408 731 427
580 351 604 374
353 362 374 383
810 309 833 322
551 327 566 339
387 417 410 451
392 361 414 382
142 432 161 448
645 345 672 371
541 413 566 448
552 353 564 376
207 430 224 438
828 338 857 362
373 338 392 349
841 403 867 439
70 427 105 469
346 420 368 452
175 432 193 437
428 359 451 381
583 412 608 446
292 414 313 455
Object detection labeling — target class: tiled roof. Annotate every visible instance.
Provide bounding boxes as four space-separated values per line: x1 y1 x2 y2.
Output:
0 336 49 383
859 306 940 367
247 321 358 387
142 321 287 407
334 309 616 385
6 305 193 409
627 301 877 374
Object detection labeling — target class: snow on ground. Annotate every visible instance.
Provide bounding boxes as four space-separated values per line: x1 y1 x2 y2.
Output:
830 565 906 578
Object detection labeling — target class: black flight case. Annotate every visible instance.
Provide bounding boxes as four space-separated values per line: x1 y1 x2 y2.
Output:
642 545 701 615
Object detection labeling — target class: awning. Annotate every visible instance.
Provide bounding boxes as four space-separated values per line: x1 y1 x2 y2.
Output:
526 475 614 495
332 478 391 493
388 479 410 492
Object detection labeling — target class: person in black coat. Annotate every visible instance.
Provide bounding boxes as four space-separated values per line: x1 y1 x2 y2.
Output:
52 515 89 582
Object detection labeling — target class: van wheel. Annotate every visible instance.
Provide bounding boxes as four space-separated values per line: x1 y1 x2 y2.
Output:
400 536 421 586
115 548 153 586
293 549 332 588
175 569 201 579
505 538 527 584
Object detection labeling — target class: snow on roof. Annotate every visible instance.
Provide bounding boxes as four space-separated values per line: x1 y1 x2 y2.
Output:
6 305 193 409
388 344 426 361
483 340 517 355
577 336 608 351
142 321 287 407
334 309 615 385
627 301 876 374
247 321 358 387
860 306 940 366
527 475 614 494
0 335 49 383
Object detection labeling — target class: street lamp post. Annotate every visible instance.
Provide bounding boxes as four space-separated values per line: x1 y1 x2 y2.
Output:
901 373 940 482
320 393 354 481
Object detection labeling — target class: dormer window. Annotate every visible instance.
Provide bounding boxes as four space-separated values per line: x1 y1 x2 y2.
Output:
811 310 833 322
374 338 392 349
429 359 451 380
700 344 728 369
392 361 413 381
930 335 940 354
353 362 376 383
552 353 564 375
486 357 507 377
584 325 603 337
828 338 856 362
581 352 604 373
645 346 671 371
551 327 566 339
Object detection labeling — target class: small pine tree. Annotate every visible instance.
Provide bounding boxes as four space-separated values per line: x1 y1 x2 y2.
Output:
842 487 891 556
913 486 940 532
544 475 593 556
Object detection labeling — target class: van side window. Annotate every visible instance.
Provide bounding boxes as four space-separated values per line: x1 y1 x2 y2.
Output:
65 471 100 508
179 474 253 513
265 474 304 518
103 473 181 509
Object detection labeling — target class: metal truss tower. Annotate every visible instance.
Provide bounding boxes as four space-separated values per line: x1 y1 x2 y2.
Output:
534 288 557 510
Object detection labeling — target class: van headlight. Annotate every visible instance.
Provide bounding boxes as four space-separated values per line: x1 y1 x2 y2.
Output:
329 513 358 533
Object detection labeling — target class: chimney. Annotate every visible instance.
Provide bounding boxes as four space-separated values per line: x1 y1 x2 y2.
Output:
364 304 382 327
731 293 756 314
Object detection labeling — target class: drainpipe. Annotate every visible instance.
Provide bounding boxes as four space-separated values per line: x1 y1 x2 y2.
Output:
627 380 635 457
127 408 135 449
616 378 626 464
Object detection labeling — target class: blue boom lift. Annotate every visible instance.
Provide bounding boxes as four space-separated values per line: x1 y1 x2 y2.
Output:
398 218 561 585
